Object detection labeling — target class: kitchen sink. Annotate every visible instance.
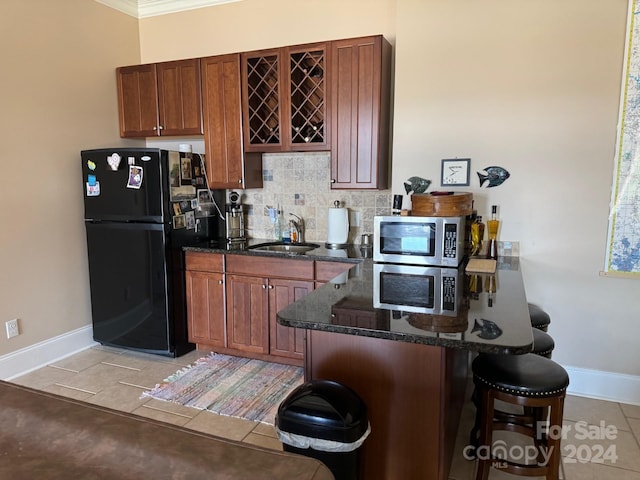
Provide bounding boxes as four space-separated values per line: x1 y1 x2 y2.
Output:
250 242 320 254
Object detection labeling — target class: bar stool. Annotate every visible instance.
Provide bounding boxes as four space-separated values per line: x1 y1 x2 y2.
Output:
469 328 555 448
529 303 551 332
472 353 569 480
532 329 554 358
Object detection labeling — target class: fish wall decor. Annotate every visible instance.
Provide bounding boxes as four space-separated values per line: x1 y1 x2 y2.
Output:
404 176 431 194
477 166 510 188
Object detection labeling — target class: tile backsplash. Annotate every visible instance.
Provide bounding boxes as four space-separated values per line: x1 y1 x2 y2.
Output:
235 152 392 244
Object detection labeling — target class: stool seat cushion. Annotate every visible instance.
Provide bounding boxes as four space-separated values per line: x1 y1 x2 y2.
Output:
528 303 551 330
473 353 569 397
532 329 555 357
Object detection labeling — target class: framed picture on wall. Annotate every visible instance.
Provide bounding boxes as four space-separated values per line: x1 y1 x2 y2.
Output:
440 158 471 186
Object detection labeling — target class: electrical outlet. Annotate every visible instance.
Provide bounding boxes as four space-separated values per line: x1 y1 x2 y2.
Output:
6 319 19 339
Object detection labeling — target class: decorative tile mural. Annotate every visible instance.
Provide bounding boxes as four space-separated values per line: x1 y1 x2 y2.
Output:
236 152 392 243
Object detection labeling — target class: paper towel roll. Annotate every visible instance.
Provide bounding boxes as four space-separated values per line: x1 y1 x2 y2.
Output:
327 207 349 246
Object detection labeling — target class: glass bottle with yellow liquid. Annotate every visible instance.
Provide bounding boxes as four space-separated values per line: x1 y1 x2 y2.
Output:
471 216 485 256
486 205 499 260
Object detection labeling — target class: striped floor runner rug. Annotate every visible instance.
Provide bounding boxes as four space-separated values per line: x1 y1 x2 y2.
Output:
142 353 303 425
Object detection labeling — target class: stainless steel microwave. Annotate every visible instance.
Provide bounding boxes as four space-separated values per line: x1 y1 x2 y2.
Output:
373 215 466 267
373 263 461 315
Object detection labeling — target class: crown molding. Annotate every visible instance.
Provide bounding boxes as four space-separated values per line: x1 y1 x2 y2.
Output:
95 0 138 17
95 0 242 19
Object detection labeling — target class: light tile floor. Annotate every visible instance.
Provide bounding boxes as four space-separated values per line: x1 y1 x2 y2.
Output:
10 345 640 480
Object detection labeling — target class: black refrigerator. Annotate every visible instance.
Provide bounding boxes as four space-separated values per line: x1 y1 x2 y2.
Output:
81 148 224 357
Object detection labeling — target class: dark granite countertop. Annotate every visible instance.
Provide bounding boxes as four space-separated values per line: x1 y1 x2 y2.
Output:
184 237 367 264
277 257 534 354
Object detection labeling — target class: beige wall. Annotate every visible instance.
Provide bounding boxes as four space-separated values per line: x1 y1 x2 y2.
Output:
0 0 141 356
1 0 636 383
140 0 638 378
138 0 396 62
393 0 636 376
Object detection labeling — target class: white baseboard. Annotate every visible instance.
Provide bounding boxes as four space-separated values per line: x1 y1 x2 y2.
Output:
2 331 639 406
564 365 640 406
0 326 98 381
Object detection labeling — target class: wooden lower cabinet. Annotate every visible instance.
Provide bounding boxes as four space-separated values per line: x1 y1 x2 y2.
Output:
225 275 312 362
186 252 322 365
185 252 226 348
314 260 354 284
306 330 469 480
268 278 313 359
185 270 226 348
225 274 269 355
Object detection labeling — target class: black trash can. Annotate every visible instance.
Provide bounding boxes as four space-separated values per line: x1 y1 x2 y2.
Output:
275 379 370 480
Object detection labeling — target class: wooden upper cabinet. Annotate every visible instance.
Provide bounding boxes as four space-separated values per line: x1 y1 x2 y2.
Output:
242 48 283 152
156 59 204 136
117 64 159 137
201 54 262 189
116 59 203 137
115 35 392 189
242 43 329 153
283 42 330 151
330 35 391 189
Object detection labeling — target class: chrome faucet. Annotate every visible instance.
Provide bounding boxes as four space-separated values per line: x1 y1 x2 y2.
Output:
289 213 305 243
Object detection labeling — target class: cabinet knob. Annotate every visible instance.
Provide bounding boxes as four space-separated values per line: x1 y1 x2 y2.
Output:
238 179 242 184
152 126 157 131
331 179 336 184
218 280 223 285
262 284 267 289
158 125 164 130
268 285 274 289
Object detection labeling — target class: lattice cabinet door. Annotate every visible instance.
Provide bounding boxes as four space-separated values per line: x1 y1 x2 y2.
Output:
242 49 283 152
283 43 330 151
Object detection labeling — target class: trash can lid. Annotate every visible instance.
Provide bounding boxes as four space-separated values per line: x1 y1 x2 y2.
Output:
275 380 369 444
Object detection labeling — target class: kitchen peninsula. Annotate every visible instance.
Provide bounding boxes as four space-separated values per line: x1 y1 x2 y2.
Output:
184 240 532 479
277 256 533 480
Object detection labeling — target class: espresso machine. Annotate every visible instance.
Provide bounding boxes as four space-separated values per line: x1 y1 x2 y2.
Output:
225 191 246 244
